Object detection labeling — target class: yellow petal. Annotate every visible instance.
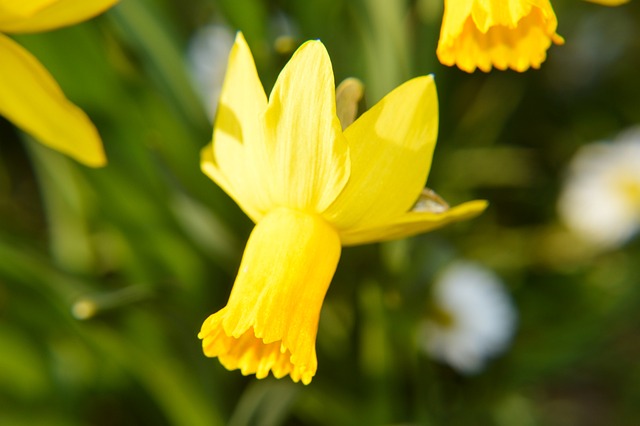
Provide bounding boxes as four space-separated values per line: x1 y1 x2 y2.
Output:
323 75 438 232
0 34 105 166
340 200 488 246
437 0 564 73
0 1 56 23
470 0 535 31
0 0 117 33
204 32 270 223
198 208 341 384
263 40 350 213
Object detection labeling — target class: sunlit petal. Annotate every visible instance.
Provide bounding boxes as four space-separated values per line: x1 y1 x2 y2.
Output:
0 0 56 24
340 200 488 246
263 40 350 213
0 0 118 33
0 34 105 166
323 76 438 231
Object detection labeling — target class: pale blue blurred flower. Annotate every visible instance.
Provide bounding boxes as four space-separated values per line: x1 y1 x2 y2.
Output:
186 23 235 121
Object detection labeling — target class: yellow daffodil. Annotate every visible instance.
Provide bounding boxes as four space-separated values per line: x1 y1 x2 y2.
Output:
0 0 117 167
436 0 565 73
198 32 488 384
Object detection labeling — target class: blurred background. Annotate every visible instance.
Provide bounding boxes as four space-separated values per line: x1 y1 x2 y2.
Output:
2 0 640 425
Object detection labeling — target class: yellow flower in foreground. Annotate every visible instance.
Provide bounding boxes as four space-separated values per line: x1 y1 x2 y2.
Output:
0 0 118 166
198 33 488 384
437 0 565 73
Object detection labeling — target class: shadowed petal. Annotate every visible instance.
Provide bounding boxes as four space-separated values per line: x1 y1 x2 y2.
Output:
204 32 270 222
335 77 364 130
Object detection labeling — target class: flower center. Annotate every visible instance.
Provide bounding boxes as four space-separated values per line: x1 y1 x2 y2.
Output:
429 303 456 329
618 177 640 211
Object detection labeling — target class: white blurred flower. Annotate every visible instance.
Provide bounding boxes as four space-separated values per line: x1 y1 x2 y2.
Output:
419 262 517 374
558 127 640 249
186 23 235 121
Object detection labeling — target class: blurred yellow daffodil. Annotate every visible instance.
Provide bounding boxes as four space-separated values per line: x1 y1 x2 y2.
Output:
437 0 565 72
198 33 487 384
0 0 117 167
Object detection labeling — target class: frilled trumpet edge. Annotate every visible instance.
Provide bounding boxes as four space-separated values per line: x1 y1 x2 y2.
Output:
437 6 564 73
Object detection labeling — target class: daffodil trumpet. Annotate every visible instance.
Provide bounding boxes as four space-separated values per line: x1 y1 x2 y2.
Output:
437 0 565 73
199 32 488 383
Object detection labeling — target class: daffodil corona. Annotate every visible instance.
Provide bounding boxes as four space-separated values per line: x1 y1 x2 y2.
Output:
0 0 117 166
199 33 487 384
437 0 565 72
